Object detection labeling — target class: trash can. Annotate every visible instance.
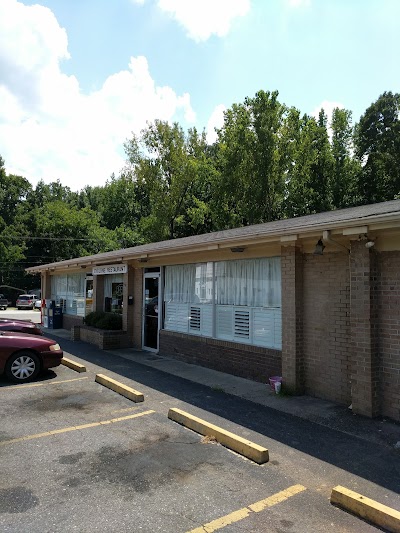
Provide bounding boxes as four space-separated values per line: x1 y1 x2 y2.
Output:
268 376 282 393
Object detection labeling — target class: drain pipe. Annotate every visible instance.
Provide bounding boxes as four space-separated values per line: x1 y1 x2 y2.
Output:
322 230 350 253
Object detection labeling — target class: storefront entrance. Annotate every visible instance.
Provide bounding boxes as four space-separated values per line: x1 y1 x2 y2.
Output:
143 272 160 351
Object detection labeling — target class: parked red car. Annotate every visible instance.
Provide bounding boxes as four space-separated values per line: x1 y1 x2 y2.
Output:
0 331 63 383
0 318 43 336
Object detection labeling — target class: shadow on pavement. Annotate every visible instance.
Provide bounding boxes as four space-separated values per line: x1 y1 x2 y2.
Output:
46 334 400 495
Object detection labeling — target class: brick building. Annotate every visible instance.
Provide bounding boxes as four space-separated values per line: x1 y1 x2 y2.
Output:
27 200 400 421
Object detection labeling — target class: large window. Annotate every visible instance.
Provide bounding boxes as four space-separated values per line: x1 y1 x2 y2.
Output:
51 273 85 316
164 258 281 349
104 274 123 313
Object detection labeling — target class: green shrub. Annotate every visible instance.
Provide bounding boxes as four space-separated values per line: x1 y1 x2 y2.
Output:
84 311 104 327
84 311 122 330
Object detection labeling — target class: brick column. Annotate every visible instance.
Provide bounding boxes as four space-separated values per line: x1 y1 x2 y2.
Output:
123 266 135 344
281 245 304 393
93 275 104 312
350 240 379 417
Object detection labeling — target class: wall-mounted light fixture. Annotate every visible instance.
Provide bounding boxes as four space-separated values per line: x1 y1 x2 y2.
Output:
313 239 325 255
365 240 375 248
230 247 245 253
138 257 148 263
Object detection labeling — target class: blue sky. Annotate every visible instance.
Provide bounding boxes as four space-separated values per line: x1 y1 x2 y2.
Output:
0 0 399 191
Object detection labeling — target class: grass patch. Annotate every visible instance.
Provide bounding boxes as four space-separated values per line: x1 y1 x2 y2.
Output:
210 385 226 393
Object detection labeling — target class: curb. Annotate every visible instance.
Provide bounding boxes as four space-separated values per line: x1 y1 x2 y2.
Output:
61 357 87 373
95 374 144 403
168 407 269 464
331 485 400 533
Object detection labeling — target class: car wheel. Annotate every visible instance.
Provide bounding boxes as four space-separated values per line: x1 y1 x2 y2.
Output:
5 351 40 383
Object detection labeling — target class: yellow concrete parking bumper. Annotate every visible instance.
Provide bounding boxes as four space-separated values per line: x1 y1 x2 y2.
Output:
168 407 269 464
61 357 87 373
331 485 400 533
95 373 144 402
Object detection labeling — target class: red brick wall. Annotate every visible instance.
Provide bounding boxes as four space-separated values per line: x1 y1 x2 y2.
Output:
159 330 281 383
74 325 131 350
61 314 84 331
377 251 400 421
302 252 351 405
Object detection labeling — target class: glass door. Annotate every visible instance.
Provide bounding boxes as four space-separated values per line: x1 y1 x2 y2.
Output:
143 273 160 351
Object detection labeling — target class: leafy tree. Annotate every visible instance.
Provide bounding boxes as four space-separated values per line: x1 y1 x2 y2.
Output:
31 201 118 263
96 173 148 231
26 179 78 209
214 90 287 227
354 91 400 203
285 111 333 217
0 171 32 225
77 184 105 213
0 157 30 286
330 108 360 208
124 120 212 241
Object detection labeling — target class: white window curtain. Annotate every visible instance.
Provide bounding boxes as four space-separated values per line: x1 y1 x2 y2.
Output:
215 258 281 307
104 274 123 298
163 258 281 349
164 263 213 304
51 275 67 301
67 274 85 298
51 273 85 316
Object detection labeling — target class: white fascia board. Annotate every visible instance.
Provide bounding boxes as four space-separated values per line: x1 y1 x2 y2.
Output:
342 226 368 236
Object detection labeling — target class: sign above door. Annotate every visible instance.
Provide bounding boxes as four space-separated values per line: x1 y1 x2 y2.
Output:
92 264 128 275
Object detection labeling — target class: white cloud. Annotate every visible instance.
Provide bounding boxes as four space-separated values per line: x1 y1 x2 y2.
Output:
206 104 226 144
0 0 195 191
135 0 250 41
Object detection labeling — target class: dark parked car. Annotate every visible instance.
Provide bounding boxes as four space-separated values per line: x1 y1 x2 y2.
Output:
0 294 8 310
0 318 43 336
0 331 63 383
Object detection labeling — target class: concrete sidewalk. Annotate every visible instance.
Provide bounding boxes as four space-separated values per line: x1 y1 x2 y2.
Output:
49 328 400 450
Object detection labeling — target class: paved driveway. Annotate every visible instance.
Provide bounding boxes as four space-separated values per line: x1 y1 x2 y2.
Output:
0 347 397 532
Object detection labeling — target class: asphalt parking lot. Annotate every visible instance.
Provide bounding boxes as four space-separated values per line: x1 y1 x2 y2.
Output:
0 342 399 532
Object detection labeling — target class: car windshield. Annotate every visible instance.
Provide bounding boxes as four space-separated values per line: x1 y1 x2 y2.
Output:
19 296 33 300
